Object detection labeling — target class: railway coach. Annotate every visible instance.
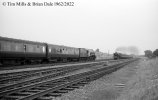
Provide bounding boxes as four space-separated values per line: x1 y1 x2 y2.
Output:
0 36 96 65
46 44 80 62
0 36 46 65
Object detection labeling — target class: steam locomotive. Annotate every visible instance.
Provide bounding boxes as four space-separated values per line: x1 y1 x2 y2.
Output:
113 52 133 60
0 36 96 65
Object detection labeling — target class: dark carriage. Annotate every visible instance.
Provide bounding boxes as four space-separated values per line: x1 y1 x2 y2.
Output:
79 48 89 60
0 36 96 65
0 36 47 64
47 44 80 62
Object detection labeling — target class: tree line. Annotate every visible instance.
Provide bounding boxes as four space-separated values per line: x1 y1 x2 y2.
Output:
144 49 158 58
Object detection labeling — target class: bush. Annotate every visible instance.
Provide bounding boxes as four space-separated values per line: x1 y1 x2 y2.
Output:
153 49 158 57
144 50 153 58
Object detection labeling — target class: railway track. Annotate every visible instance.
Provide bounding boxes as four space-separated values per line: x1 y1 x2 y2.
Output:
0 59 123 85
0 59 113 70
0 58 138 100
0 61 107 86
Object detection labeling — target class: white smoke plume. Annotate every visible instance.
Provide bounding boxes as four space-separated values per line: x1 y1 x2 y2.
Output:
115 46 139 55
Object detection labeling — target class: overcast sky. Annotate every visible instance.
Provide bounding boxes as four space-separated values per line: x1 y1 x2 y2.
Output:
0 0 158 55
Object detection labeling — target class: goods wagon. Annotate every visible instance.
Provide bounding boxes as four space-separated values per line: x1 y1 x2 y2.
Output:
0 36 46 64
47 44 79 62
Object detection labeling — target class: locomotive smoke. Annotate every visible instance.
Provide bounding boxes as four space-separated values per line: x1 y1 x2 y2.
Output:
115 46 139 55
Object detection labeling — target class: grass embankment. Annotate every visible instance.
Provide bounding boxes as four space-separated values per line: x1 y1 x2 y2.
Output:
118 58 158 100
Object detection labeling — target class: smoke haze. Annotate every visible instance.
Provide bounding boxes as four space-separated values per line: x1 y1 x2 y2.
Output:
115 46 139 55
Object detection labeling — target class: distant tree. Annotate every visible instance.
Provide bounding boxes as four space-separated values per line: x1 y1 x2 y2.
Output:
153 49 158 57
96 48 99 52
144 50 153 58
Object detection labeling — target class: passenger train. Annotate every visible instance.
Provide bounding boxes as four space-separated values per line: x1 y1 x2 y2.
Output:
0 36 96 65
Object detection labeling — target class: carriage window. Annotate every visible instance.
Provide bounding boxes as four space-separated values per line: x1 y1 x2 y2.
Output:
49 48 51 53
43 47 45 52
60 49 62 53
24 45 26 51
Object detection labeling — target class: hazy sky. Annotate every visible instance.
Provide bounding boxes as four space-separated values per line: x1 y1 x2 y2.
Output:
0 0 158 54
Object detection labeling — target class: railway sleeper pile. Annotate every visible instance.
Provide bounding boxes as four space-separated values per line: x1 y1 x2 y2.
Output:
0 59 137 100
